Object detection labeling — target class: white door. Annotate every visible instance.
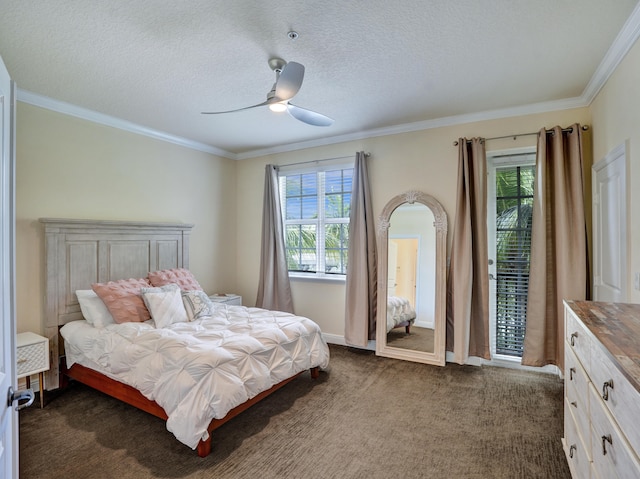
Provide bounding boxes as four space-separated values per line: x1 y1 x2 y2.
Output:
593 143 627 302
393 238 418 306
0 54 18 479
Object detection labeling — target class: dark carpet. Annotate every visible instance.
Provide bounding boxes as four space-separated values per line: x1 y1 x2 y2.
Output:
19 345 571 479
386 325 434 352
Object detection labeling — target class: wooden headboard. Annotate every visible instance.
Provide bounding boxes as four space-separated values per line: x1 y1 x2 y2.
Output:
39 218 194 389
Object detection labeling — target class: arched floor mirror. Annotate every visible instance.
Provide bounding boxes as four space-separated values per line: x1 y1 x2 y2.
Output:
376 191 447 366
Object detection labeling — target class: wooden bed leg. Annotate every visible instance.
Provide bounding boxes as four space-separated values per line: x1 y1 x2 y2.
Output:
406 324 411 334
197 436 212 458
59 358 70 389
310 367 320 379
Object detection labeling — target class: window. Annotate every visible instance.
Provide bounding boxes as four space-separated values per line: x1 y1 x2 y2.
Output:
488 151 535 359
279 166 353 277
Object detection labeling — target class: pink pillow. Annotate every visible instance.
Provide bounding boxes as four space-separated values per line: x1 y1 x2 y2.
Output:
91 277 152 323
147 268 203 291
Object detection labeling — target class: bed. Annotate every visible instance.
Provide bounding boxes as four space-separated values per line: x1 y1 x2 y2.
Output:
386 295 416 333
40 218 330 457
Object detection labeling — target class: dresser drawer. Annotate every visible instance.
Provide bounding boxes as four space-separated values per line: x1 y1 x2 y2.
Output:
17 338 49 377
589 384 640 479
565 305 591 369
565 346 591 450
565 399 592 479
589 341 640 456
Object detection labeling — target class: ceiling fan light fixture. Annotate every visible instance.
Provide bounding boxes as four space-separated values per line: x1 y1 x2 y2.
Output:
268 101 288 113
202 59 331 126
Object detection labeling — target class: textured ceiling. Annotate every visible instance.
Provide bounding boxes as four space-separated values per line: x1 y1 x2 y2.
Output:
1 1 639 158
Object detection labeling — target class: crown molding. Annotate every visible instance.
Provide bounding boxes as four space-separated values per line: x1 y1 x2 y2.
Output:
16 89 236 159
582 1 640 103
10 87 594 162
236 96 588 159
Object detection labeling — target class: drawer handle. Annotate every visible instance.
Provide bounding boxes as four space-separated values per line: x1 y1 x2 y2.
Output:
602 380 614 401
569 444 577 458
570 332 578 346
570 401 577 408
602 434 612 455
569 367 576 381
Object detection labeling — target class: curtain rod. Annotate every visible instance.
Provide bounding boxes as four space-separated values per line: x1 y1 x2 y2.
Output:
452 125 590 146
279 152 370 168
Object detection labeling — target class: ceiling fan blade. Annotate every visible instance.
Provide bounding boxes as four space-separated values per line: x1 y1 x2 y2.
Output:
287 104 334 127
274 62 304 101
201 99 272 115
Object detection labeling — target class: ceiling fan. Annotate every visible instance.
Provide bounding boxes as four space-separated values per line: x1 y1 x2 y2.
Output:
202 58 334 127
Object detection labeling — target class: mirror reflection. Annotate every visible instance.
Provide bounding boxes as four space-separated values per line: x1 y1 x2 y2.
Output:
376 191 447 366
385 203 435 353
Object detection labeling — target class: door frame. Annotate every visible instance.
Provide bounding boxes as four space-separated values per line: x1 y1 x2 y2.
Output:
487 147 536 361
0 54 18 478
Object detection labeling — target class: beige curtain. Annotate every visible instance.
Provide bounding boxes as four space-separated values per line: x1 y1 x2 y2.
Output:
446 138 490 364
522 124 588 368
344 151 377 347
256 164 294 313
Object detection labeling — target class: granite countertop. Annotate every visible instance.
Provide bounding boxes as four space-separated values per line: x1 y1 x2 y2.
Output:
566 300 640 392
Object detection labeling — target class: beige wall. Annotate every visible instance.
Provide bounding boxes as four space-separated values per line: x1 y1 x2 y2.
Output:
16 103 239 335
236 108 591 339
590 36 640 302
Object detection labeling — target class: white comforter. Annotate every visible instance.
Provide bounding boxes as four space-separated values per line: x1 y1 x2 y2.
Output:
386 296 417 332
60 304 330 449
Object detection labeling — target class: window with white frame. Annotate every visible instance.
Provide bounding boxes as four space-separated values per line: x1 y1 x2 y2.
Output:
488 150 536 360
278 165 354 277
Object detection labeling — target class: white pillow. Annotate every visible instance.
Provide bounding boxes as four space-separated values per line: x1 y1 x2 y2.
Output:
181 290 215 321
75 290 115 328
140 283 188 328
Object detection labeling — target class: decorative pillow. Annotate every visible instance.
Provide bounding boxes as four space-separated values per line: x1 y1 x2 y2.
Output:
91 277 152 324
147 268 203 291
140 283 188 328
75 290 115 328
182 290 215 321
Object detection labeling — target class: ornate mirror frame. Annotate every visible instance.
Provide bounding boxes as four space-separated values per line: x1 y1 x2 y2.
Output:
375 190 448 366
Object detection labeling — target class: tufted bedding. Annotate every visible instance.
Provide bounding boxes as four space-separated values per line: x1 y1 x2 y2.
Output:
386 296 417 332
60 303 330 449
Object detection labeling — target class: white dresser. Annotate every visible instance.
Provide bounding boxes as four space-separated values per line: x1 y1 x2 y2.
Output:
563 300 640 479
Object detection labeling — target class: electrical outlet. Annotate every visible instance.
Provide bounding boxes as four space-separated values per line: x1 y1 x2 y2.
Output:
635 272 640 291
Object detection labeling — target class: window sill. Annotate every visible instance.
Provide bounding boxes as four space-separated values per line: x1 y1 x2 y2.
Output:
289 273 346 284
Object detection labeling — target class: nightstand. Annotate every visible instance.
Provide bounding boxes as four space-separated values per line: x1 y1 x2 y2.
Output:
17 332 50 408
209 294 242 306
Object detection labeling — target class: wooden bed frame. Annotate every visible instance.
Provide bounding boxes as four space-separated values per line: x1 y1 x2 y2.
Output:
40 218 319 457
